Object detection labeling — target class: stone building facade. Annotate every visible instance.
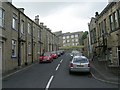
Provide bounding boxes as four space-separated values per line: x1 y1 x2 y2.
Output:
62 32 83 47
1 2 58 73
89 2 120 66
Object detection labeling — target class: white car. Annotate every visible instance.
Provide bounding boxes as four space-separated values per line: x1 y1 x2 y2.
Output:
69 56 90 74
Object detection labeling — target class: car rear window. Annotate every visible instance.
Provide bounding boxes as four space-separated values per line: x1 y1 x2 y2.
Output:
44 53 50 56
73 58 88 63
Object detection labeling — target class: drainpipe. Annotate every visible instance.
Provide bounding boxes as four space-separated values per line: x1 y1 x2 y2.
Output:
40 29 42 55
31 22 33 63
18 10 21 66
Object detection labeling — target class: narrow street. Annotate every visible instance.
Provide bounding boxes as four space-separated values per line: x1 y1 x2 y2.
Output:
2 53 118 89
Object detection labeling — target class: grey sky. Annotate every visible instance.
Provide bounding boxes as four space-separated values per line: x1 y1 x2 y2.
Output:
12 1 108 33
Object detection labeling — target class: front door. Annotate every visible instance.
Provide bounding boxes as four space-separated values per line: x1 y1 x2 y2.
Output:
21 43 25 65
118 46 120 66
0 43 2 74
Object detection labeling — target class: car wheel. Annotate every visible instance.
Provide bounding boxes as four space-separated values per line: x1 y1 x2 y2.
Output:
69 70 72 74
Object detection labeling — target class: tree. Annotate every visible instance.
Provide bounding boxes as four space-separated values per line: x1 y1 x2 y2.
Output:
81 31 88 45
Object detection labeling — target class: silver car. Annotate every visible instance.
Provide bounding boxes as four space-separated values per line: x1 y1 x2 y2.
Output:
69 56 90 74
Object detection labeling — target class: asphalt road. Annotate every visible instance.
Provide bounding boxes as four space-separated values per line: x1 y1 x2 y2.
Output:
2 52 119 89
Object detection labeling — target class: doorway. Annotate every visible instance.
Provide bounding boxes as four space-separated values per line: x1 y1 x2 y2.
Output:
118 46 120 66
0 43 2 74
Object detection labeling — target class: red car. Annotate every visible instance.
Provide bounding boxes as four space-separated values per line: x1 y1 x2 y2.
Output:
51 51 58 59
39 52 53 63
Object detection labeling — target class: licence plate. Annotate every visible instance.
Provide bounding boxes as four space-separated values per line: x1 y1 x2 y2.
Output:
77 65 83 67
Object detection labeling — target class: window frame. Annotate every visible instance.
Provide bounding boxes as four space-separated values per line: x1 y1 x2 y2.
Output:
109 14 115 31
12 13 18 30
20 20 24 34
12 40 17 58
0 8 5 28
28 23 31 35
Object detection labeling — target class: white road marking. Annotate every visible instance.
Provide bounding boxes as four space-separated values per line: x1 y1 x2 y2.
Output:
45 75 54 90
60 59 63 63
2 63 37 79
55 64 60 71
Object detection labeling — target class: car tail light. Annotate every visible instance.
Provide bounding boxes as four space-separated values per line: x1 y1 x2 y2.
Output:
88 63 90 67
70 63 73 67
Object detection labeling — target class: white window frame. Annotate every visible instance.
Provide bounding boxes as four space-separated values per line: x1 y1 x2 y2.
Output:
0 8 5 27
67 40 70 43
28 23 31 34
63 36 65 39
12 14 18 30
28 43 31 54
12 40 17 57
72 43 74 46
109 14 114 31
67 36 69 39
75 34 78 38
71 35 74 38
20 20 24 34
63 40 66 43
72 39 74 42
75 39 78 42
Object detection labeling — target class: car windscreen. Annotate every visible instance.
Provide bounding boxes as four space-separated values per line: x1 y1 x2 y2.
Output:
73 58 88 63
44 53 50 56
51 52 56 54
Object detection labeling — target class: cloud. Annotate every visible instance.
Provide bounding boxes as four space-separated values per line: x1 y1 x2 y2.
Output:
39 3 95 32
12 1 107 33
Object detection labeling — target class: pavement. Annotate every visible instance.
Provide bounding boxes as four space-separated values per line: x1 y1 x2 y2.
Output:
2 61 38 79
90 59 120 85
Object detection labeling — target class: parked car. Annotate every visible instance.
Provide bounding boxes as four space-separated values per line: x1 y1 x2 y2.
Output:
39 52 53 63
59 50 65 55
51 51 58 59
69 56 90 74
70 50 80 57
57 50 61 57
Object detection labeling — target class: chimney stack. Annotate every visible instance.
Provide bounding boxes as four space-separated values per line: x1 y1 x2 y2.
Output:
18 8 24 13
35 15 39 24
95 12 99 18
40 22 44 26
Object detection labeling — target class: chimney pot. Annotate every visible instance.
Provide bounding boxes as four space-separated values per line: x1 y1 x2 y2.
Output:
35 15 39 24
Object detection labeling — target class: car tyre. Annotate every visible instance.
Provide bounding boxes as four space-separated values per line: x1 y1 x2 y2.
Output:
69 70 72 74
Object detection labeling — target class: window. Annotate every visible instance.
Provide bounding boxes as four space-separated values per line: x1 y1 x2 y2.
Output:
76 43 78 46
63 40 66 43
72 39 74 42
109 15 114 31
113 12 119 29
72 43 74 46
67 40 70 43
12 14 18 30
12 40 17 57
28 23 31 34
63 36 65 39
75 39 78 42
99 23 102 37
20 20 24 34
103 19 107 34
67 36 69 39
75 34 78 38
93 28 97 43
118 9 120 27
38 29 40 38
0 8 5 27
91 28 96 44
71 35 74 38
28 43 31 54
